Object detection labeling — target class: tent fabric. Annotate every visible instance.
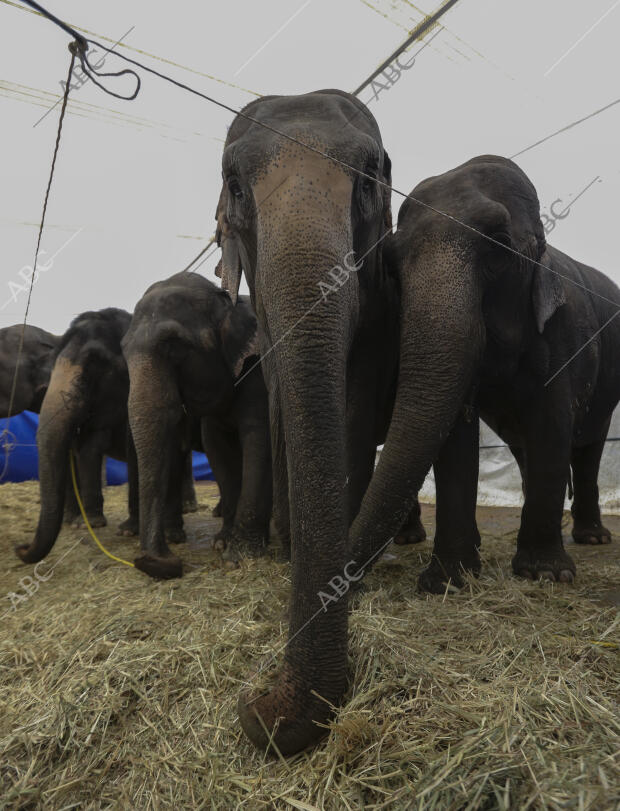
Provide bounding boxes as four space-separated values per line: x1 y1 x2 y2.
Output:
419 405 620 515
0 411 214 484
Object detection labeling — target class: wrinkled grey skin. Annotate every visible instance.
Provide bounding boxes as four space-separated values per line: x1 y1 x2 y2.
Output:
0 323 83 521
0 324 59 416
350 155 620 594
122 272 272 580
216 90 402 755
15 309 138 564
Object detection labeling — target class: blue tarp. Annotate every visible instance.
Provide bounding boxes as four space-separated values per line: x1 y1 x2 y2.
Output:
0 411 213 483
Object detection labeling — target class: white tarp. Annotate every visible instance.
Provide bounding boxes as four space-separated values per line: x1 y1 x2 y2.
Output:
418 405 620 514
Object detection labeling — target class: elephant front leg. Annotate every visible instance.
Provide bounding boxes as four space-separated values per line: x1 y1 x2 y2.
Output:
200 418 242 553
63 470 81 524
418 410 481 594
163 446 187 544
224 418 272 562
570 429 612 545
118 429 140 537
181 450 198 513
512 409 575 582
72 437 106 528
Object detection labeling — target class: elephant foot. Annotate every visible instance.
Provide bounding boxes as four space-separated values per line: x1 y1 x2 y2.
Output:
418 549 481 594
212 499 222 518
63 510 80 525
134 553 183 579
183 498 199 514
394 514 427 545
165 526 187 544
117 516 139 537
238 666 333 756
213 527 233 553
71 514 107 529
512 546 575 583
572 520 612 546
222 534 268 564
271 540 291 563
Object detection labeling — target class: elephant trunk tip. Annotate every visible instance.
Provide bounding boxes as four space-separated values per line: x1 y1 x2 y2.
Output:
15 543 46 564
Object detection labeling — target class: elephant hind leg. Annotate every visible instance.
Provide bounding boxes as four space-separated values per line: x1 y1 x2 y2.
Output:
571 427 612 545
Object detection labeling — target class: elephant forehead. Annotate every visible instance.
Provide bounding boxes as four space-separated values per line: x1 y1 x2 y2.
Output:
252 146 353 212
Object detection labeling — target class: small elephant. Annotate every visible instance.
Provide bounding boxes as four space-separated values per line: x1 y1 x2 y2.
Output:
122 271 272 580
0 323 59 416
15 308 137 564
350 155 620 593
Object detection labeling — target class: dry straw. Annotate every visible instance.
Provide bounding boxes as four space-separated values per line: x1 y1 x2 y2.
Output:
0 481 618 809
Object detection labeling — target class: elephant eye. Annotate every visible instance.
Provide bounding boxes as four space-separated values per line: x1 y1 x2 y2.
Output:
490 229 511 248
361 172 376 194
227 176 244 200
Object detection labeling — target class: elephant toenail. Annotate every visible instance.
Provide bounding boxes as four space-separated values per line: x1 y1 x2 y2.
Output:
538 570 556 582
558 570 574 583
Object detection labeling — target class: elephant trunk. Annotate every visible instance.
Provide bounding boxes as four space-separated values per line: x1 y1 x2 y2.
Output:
127 353 183 578
350 241 484 563
16 358 84 563
238 224 355 755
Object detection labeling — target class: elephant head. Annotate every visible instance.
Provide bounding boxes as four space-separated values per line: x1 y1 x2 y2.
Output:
0 325 59 416
349 155 565 571
122 272 260 577
215 90 393 754
15 309 131 564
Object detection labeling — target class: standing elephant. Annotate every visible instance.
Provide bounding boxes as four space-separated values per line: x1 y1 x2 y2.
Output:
350 155 620 594
0 324 59 416
215 90 406 754
15 308 138 564
122 272 272 579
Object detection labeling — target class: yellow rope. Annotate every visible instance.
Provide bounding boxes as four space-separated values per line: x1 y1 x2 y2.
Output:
69 451 135 567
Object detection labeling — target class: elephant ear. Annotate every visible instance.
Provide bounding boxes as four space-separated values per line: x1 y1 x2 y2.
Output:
215 185 242 304
489 158 566 334
519 204 565 334
531 260 566 334
382 149 393 231
220 301 260 379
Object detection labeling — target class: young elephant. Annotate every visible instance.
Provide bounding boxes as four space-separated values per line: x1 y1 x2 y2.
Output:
350 155 620 592
122 272 272 580
0 324 59 416
15 309 137 564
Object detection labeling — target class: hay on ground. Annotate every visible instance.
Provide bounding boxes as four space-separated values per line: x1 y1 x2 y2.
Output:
0 480 618 809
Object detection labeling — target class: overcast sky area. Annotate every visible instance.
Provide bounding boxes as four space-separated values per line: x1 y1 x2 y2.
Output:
0 0 619 334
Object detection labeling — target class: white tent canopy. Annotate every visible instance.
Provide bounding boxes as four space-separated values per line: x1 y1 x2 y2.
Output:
418 405 620 514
